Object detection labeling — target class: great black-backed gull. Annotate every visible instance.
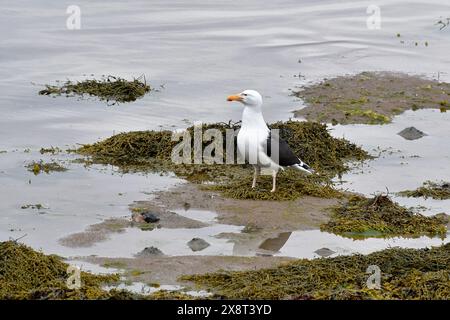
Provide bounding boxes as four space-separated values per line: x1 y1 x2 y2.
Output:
227 89 313 192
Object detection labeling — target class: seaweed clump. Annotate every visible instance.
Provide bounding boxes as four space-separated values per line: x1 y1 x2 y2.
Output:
77 122 250 185
211 171 343 201
181 244 450 299
26 160 68 175
40 147 62 155
0 241 197 300
77 121 369 200
321 194 447 239
0 241 121 299
39 75 150 104
78 130 174 169
398 181 450 200
78 121 368 176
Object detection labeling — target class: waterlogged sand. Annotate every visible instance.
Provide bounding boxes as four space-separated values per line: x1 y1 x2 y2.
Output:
68 180 449 289
59 207 208 248
83 255 294 286
61 182 338 284
148 183 339 232
59 218 130 248
294 72 450 125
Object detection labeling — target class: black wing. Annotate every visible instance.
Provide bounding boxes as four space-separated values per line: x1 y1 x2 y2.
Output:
265 131 300 167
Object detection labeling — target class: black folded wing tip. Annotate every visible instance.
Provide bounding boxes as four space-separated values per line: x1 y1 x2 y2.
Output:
266 131 302 167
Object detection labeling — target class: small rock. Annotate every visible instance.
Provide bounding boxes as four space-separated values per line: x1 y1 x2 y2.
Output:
256 253 273 257
131 211 160 223
142 212 160 223
397 127 427 140
187 238 210 252
135 246 164 257
183 202 191 211
314 247 336 257
435 213 449 224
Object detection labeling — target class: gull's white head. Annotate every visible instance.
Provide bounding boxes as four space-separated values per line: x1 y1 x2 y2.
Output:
227 89 262 107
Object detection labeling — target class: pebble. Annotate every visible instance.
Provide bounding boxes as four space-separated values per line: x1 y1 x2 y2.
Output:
135 246 164 257
397 127 426 140
187 238 210 252
314 247 336 257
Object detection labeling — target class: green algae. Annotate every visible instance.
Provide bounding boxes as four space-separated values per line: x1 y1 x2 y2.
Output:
39 75 151 105
345 109 391 124
398 181 450 200
181 244 450 300
294 72 450 125
320 194 447 239
26 160 68 175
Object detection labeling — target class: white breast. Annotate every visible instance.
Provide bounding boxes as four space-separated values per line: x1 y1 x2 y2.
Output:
237 105 280 169
237 128 275 168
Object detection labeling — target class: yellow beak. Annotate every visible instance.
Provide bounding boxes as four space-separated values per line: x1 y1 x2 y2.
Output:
227 94 243 102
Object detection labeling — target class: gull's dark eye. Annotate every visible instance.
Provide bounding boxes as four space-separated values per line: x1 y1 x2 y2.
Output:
243 93 248 96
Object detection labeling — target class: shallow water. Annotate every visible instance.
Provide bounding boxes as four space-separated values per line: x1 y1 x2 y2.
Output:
331 108 450 215
1 1 449 268
276 230 449 259
0 150 184 253
37 205 449 260
1 0 450 148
